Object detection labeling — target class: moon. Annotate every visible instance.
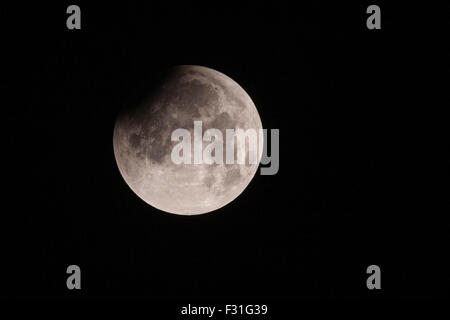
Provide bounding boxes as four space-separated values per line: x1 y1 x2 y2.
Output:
113 65 262 215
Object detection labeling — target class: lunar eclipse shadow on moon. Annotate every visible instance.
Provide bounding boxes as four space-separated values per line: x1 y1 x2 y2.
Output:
113 65 263 216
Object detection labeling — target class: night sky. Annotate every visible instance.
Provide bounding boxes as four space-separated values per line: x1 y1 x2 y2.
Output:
1 0 448 308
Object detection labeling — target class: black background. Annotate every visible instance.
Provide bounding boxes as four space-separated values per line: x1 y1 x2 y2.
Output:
1 0 449 305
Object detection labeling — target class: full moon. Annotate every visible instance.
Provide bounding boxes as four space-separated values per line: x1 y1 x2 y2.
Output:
113 65 262 215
